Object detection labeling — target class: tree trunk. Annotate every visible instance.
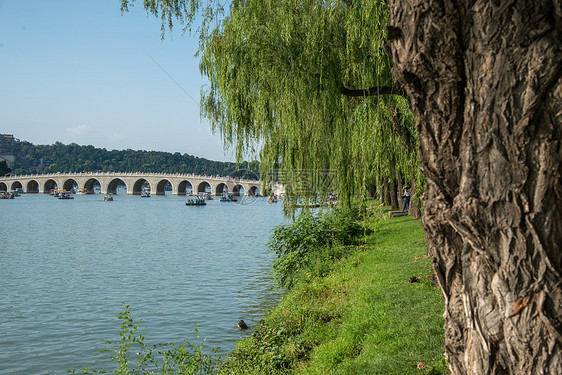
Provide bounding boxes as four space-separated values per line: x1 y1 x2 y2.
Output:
369 182 377 199
389 1 561 374
382 180 391 206
389 178 399 210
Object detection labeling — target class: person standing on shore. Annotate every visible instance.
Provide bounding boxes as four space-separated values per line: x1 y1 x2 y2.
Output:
402 184 411 212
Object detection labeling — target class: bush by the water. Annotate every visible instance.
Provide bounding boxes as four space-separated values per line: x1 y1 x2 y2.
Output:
268 208 368 289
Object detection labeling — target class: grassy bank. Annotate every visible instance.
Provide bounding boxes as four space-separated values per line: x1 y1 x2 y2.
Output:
219 206 446 374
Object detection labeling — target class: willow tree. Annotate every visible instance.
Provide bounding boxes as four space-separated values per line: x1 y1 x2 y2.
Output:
121 0 419 210
388 0 561 373
200 0 420 210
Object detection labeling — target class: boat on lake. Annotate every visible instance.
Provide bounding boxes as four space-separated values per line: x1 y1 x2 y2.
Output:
76 187 88 195
51 189 66 197
103 195 113 201
58 191 74 199
294 197 323 208
220 193 237 202
185 194 206 206
141 188 151 197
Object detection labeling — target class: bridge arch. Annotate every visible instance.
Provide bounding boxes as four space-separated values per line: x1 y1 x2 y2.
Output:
196 181 211 194
84 178 101 194
107 178 127 195
0 182 7 192
248 186 260 196
10 181 23 191
177 180 193 195
155 179 172 195
44 179 58 193
132 178 150 195
27 180 40 193
215 183 228 195
63 179 78 192
232 184 244 196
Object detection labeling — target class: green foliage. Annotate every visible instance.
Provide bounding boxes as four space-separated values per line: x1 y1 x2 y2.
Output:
0 160 11 175
221 207 446 374
69 303 219 374
5 138 258 176
268 208 367 289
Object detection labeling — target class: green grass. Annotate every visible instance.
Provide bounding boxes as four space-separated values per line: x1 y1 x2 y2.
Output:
219 205 447 375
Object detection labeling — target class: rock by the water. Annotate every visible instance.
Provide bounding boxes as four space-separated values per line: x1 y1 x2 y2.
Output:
237 320 248 330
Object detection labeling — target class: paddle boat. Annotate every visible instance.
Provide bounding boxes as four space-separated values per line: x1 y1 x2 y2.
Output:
294 197 323 208
58 191 74 199
0 191 15 199
76 187 88 195
51 189 66 197
219 193 237 202
185 194 206 206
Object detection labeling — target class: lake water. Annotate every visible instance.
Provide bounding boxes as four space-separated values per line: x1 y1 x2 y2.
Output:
0 193 285 374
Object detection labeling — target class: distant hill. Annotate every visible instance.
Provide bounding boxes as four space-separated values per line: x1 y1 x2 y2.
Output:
3 137 258 178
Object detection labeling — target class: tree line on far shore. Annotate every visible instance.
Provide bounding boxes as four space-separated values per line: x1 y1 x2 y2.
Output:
3 138 258 178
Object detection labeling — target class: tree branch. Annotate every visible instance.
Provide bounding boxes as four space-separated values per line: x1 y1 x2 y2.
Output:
340 85 407 98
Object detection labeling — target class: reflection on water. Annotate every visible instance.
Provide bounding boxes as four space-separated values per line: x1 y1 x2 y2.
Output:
0 194 285 374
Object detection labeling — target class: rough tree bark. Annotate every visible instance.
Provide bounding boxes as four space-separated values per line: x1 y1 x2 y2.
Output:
382 179 391 206
390 178 399 209
389 1 561 374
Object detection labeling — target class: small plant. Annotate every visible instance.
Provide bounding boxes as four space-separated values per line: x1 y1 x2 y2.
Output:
69 303 220 374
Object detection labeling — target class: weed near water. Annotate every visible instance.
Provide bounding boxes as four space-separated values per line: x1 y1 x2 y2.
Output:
68 303 220 374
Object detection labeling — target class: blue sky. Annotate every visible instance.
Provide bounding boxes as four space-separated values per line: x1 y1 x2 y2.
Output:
0 0 235 161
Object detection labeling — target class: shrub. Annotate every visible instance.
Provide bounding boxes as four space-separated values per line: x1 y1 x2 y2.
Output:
268 208 366 289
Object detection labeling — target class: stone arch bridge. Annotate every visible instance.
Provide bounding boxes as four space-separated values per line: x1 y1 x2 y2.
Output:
0 172 262 196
